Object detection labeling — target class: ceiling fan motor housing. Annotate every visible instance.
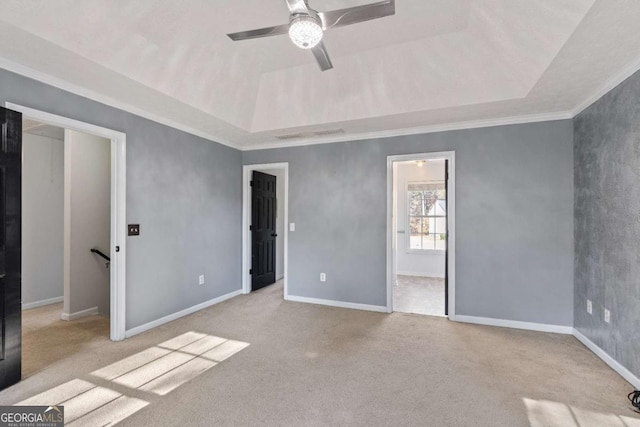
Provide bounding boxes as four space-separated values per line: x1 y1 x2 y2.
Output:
288 11 323 49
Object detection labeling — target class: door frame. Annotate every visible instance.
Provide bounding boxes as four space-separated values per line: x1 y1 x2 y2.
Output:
242 163 289 297
386 151 456 318
7 102 127 341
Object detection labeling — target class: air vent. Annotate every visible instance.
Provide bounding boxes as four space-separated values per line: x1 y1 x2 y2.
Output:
312 128 345 137
275 133 307 140
275 128 346 140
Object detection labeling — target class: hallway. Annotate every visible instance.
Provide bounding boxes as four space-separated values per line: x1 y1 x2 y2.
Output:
22 303 109 378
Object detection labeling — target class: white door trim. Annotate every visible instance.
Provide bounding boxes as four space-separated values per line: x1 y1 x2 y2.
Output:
242 163 289 297
386 151 456 318
8 102 127 341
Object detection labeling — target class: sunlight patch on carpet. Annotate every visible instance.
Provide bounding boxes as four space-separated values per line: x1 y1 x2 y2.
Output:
67 395 149 427
14 331 249 425
16 379 95 406
15 379 148 426
92 347 171 381
92 331 249 395
523 397 640 427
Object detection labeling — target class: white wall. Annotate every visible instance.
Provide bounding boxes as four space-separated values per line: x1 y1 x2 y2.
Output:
395 161 446 278
22 133 64 309
256 168 285 281
63 129 111 317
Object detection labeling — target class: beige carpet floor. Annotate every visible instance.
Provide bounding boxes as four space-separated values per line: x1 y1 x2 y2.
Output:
1 281 639 426
394 275 446 316
21 303 110 378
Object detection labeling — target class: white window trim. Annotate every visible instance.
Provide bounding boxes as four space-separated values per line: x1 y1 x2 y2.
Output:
405 180 446 254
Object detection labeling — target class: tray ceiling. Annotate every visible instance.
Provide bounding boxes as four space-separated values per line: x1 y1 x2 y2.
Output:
0 0 639 149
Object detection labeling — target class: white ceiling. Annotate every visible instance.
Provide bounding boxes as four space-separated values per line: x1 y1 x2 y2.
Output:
0 0 639 150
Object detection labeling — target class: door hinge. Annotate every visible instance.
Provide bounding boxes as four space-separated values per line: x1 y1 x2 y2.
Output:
115 246 120 252
249 269 252 275
250 180 253 187
249 225 252 231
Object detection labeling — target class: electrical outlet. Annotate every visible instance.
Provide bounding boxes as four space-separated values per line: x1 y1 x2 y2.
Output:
604 308 610 323
320 273 326 282
586 299 592 315
199 275 205 285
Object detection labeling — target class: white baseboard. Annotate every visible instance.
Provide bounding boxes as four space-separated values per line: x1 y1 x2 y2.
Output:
573 328 640 389
61 306 99 321
22 296 63 310
285 294 387 313
125 289 243 338
454 315 574 334
397 271 445 279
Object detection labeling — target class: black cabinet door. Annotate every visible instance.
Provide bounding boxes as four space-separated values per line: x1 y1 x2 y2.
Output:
251 171 277 291
0 107 22 390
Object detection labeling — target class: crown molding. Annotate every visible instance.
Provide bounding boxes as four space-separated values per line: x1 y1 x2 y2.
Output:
571 53 640 117
3 51 640 152
0 57 243 150
243 111 574 151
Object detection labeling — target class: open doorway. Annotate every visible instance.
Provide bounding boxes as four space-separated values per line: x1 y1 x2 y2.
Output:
242 163 289 298
387 152 455 318
2 103 127 387
21 119 112 377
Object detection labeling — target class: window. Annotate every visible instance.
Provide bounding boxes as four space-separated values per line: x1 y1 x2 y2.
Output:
408 182 447 251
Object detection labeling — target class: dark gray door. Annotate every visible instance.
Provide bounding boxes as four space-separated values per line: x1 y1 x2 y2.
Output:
444 159 449 316
0 107 22 390
251 171 277 291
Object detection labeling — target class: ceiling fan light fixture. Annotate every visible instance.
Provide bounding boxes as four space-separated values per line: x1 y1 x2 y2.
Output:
288 14 323 49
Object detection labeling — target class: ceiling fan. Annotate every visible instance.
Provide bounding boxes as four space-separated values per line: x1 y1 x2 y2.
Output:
227 0 396 71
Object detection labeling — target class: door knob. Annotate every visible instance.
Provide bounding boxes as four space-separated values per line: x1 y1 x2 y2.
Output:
271 233 278 237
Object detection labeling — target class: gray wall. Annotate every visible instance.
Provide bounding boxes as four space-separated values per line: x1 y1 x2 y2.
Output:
574 69 640 378
0 68 242 330
22 133 64 307
64 130 111 316
244 121 574 325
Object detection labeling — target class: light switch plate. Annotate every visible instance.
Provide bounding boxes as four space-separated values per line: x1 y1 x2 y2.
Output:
289 223 295 232
128 224 140 236
586 299 592 315
604 308 611 323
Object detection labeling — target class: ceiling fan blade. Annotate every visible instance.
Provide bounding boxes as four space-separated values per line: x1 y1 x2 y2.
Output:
311 41 333 71
227 24 290 41
318 0 395 31
285 0 309 14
